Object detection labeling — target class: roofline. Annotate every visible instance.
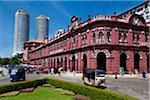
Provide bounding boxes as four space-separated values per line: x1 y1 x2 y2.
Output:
25 40 44 43
118 0 149 17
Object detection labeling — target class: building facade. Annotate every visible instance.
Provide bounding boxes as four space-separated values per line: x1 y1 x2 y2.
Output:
13 9 30 56
118 0 150 24
24 14 149 74
24 40 44 64
36 15 49 40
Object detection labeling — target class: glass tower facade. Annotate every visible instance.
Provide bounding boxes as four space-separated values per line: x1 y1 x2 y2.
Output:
13 9 29 56
36 15 49 40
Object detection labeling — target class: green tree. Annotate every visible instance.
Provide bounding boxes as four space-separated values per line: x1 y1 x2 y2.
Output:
0 53 24 65
1 58 9 65
0 57 2 64
14 53 23 63
9 56 20 65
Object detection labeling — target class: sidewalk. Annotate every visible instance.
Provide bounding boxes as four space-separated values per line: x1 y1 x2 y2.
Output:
57 72 150 79
105 74 138 78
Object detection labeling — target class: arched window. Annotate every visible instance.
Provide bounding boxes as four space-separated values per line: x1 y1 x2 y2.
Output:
72 36 75 42
133 33 136 42
92 32 96 38
99 31 103 42
83 54 87 69
84 35 87 39
123 33 127 42
145 33 148 42
99 31 103 38
137 34 140 41
106 32 111 42
119 32 122 42
133 33 140 42
81 36 84 40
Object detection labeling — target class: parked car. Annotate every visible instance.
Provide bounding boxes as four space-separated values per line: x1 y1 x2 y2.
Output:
40 68 48 74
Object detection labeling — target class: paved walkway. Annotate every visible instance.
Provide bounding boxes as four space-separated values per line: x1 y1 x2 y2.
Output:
58 72 150 79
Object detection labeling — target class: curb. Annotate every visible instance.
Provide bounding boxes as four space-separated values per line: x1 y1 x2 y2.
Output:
40 73 150 79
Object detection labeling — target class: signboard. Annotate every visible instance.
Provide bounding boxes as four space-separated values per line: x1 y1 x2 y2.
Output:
49 49 64 55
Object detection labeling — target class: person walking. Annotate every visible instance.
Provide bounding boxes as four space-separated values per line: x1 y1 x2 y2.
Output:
142 70 147 80
114 69 118 79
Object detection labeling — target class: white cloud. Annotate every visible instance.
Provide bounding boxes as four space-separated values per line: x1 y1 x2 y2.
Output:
49 1 71 18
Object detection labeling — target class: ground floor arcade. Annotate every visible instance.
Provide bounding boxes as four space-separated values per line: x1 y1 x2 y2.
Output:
30 49 149 74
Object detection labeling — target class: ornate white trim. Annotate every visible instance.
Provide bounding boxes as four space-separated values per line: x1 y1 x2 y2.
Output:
97 27 104 30
92 50 111 58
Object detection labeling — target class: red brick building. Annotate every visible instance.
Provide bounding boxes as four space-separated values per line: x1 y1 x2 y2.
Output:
24 14 149 74
24 40 43 64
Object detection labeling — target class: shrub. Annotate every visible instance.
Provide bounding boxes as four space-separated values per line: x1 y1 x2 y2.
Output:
47 78 137 100
0 78 47 94
0 78 137 100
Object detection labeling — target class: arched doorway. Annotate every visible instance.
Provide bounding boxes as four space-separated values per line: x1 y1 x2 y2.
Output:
97 52 106 72
134 53 140 73
72 55 75 71
83 54 87 70
61 58 63 67
48 59 50 67
51 59 52 68
64 57 67 71
147 55 149 73
120 53 127 74
54 59 56 68
57 58 60 68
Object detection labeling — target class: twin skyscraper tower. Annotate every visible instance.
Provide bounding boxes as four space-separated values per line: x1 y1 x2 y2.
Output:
13 9 49 56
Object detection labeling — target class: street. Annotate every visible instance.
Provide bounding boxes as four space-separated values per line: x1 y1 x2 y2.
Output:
0 73 44 85
0 73 149 100
106 78 149 100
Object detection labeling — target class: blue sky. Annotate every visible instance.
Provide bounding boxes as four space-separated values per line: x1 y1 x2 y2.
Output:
0 0 144 57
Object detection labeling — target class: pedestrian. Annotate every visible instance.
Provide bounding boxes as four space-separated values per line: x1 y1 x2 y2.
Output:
142 70 147 80
49 68 51 74
54 68 56 74
51 68 54 74
137 72 141 79
114 69 118 79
